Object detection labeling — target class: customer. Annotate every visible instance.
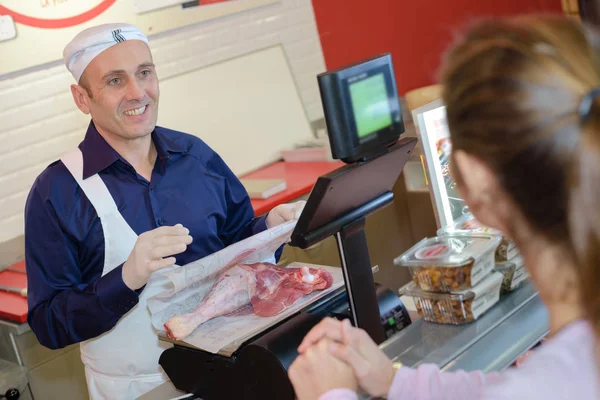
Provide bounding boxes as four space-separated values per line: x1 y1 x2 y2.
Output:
288 14 600 400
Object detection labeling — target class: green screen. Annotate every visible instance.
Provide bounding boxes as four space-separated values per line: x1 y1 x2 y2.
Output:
349 73 392 138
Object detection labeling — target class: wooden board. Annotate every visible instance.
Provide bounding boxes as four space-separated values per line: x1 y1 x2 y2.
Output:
242 160 344 215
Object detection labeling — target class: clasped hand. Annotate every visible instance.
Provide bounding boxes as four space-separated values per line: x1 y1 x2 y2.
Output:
289 337 357 400
289 318 396 399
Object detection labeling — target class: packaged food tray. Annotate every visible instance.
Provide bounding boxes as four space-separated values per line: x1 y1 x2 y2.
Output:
437 213 519 262
494 255 528 293
399 271 503 324
394 234 500 293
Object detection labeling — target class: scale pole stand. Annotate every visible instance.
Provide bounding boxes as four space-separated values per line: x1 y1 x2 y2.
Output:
336 217 386 344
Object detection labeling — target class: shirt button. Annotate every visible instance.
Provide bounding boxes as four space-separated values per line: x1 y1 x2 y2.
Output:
158 218 165 226
149 183 155 191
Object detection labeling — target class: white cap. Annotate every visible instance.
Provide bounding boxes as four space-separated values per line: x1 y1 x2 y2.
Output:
63 23 149 82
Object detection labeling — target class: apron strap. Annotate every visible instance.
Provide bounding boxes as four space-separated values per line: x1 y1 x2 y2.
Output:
60 148 119 218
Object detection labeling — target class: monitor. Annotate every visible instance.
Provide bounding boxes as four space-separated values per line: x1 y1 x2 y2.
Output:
318 53 404 163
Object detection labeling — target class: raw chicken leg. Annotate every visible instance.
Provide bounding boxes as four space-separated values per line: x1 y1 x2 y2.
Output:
164 263 333 340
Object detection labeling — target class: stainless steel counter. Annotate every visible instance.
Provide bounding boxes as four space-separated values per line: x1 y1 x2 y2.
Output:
382 281 548 372
142 281 548 400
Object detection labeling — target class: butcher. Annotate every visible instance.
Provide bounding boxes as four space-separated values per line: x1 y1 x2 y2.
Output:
23 23 305 400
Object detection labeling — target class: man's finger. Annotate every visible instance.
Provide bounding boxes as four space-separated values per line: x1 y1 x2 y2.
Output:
153 233 193 245
153 234 193 247
150 257 177 271
292 201 307 218
297 318 344 353
150 242 188 260
150 224 190 237
277 206 297 222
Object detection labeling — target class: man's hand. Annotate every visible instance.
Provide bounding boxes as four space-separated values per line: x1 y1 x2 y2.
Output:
289 338 358 400
122 224 193 290
266 200 306 229
298 318 395 398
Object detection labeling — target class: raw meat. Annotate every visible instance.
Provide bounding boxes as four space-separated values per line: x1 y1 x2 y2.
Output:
248 263 332 317
164 263 333 340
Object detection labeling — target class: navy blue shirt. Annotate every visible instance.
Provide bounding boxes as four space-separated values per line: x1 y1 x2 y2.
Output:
24 121 272 350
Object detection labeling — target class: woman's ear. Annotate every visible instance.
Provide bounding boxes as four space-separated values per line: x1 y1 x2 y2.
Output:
452 150 509 232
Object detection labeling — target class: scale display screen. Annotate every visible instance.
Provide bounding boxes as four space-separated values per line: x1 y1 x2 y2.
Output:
317 53 404 163
349 73 393 140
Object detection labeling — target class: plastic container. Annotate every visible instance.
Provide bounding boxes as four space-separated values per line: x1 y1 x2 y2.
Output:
399 271 503 324
494 255 528 293
437 213 519 262
495 238 520 261
393 234 501 293
437 213 503 236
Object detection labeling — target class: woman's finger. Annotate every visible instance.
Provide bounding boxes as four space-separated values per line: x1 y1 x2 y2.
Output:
297 318 344 353
341 318 363 347
328 341 371 379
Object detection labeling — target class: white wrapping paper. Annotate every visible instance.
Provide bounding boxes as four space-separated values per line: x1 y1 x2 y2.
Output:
146 220 343 355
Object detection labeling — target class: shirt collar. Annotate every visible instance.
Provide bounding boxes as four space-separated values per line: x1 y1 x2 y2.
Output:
80 121 121 179
79 121 186 179
152 126 186 160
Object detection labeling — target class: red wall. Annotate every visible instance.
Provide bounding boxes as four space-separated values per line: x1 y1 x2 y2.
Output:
311 0 563 95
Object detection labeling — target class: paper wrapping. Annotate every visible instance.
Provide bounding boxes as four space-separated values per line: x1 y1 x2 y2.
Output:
146 221 344 355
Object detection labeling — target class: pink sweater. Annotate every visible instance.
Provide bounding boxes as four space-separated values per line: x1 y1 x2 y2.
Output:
319 319 599 400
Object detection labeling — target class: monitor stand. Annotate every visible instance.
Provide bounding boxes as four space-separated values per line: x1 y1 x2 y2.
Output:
290 137 418 344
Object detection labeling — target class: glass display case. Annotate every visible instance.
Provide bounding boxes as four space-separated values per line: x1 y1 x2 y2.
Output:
384 99 547 376
411 99 467 230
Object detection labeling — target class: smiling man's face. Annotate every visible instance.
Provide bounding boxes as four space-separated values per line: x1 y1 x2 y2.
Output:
72 40 159 141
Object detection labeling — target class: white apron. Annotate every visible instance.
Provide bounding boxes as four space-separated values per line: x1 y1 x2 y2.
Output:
61 149 175 400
